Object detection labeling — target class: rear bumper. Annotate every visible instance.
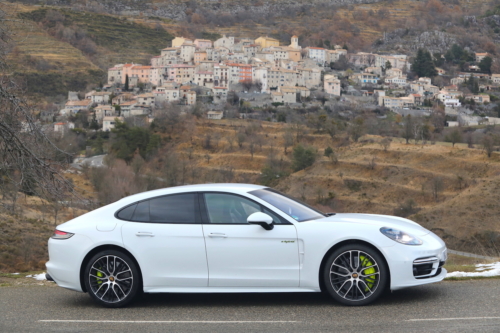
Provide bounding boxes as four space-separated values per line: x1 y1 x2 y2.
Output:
45 234 93 293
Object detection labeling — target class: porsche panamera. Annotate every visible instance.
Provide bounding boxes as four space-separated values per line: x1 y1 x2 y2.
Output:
46 184 447 307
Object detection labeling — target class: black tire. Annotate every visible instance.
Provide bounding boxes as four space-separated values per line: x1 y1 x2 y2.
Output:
323 244 388 306
84 250 140 308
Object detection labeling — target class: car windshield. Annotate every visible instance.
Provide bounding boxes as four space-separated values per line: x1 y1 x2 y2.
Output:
249 188 326 222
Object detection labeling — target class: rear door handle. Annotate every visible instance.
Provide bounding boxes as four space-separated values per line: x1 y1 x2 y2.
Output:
136 232 154 237
208 233 227 238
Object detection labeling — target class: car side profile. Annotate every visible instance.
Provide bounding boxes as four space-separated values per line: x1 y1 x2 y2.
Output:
46 184 447 307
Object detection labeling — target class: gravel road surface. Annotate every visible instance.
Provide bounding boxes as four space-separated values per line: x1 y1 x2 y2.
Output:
1 280 500 332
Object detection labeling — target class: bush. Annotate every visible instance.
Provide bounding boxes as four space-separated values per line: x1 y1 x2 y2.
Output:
344 179 362 192
292 144 316 172
394 199 419 217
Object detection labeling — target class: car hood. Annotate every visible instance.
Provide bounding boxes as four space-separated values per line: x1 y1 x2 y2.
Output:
315 213 430 236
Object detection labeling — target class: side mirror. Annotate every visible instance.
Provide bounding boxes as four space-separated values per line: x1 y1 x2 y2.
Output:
247 212 274 230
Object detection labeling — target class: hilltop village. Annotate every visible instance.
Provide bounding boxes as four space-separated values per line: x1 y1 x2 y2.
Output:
56 34 500 132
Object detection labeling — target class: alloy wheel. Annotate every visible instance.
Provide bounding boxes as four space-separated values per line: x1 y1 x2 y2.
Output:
329 250 380 301
88 255 134 303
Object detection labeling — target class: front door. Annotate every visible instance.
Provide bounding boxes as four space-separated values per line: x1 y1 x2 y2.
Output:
121 192 208 290
201 192 299 287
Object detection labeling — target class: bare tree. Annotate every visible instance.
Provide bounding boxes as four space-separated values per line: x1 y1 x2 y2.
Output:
448 128 462 147
368 156 376 170
203 133 212 150
237 131 247 148
430 177 444 202
0 10 75 203
379 137 391 151
282 130 294 154
482 135 494 158
402 115 414 144
249 138 256 160
225 135 235 152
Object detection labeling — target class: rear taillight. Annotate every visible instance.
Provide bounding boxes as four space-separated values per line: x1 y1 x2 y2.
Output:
51 230 74 240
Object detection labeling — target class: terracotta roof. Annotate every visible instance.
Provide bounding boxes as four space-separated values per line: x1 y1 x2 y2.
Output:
65 100 92 106
103 116 124 121
120 101 137 106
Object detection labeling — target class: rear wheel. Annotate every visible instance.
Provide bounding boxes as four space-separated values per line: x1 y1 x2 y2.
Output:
323 244 388 306
84 250 140 308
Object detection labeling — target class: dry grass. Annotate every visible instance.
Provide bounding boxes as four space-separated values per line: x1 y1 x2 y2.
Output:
3 3 99 72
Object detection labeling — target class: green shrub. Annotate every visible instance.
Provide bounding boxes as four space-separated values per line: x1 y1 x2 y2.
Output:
292 144 316 172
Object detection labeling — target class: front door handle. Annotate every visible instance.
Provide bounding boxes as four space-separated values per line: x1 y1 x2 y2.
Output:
208 233 227 238
136 232 154 237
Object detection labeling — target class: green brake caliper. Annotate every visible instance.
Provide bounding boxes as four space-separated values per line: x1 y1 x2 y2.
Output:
359 255 376 292
96 269 103 285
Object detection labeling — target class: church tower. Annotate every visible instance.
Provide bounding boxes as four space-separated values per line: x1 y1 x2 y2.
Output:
290 35 299 49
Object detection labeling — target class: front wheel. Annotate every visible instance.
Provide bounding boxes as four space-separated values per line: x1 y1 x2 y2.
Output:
323 244 388 306
84 250 140 308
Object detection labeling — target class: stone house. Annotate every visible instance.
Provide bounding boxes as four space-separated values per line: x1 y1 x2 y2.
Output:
213 87 228 104
137 93 155 107
103 116 124 131
306 47 327 65
194 39 212 49
255 36 280 48
324 76 341 96
214 35 235 50
172 37 191 47
207 111 224 120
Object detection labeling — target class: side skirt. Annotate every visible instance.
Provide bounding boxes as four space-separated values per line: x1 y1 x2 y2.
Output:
144 287 321 293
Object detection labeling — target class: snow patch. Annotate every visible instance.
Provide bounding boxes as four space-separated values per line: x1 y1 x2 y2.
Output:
26 273 47 281
446 262 500 278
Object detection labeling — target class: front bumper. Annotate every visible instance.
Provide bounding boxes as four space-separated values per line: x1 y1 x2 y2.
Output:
382 232 447 291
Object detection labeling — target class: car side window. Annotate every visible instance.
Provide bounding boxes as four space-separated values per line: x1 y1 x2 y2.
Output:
149 194 197 223
204 193 287 224
132 200 150 222
116 193 199 223
204 193 260 223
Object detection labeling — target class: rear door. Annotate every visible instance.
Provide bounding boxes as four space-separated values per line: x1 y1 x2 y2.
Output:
121 193 208 289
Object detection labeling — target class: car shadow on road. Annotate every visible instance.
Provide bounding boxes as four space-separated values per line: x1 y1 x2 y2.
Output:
127 284 443 309
57 284 444 309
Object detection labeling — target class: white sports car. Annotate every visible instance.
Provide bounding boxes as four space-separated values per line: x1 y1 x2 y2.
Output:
46 184 447 307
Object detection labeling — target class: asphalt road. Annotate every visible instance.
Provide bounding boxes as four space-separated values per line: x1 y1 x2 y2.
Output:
1 280 500 332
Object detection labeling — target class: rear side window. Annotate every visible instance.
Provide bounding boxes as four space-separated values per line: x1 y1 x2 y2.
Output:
117 204 136 220
116 193 199 223
149 194 197 223
132 201 150 222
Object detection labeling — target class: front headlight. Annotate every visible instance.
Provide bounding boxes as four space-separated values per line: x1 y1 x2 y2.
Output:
380 227 422 245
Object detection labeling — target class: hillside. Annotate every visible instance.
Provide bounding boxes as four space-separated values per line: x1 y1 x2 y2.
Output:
131 118 500 256
3 2 173 98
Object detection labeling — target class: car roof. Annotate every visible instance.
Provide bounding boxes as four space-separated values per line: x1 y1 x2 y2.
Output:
116 183 267 205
